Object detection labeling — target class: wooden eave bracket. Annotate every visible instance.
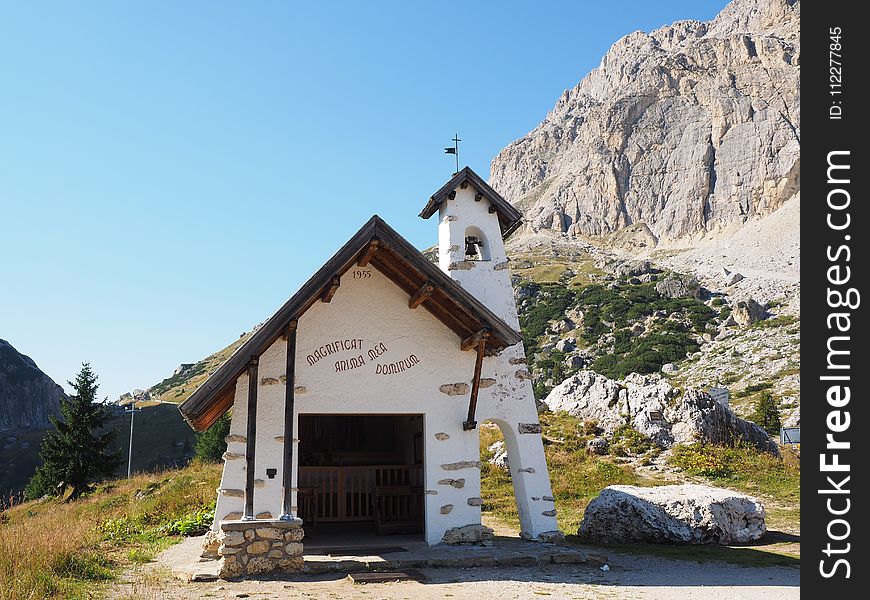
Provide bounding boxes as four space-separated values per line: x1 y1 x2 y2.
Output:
408 281 435 309
357 239 380 266
460 329 490 352
321 276 341 303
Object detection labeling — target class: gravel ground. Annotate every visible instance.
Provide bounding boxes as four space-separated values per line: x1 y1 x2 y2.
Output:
651 195 800 309
109 547 799 600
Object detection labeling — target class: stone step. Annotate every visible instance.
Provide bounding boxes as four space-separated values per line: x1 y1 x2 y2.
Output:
302 548 603 575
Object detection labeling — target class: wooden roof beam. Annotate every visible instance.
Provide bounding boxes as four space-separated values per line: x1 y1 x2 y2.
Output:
408 281 435 309
321 276 341 303
357 240 380 266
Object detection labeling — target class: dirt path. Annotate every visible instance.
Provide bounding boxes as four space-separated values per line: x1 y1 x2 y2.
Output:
108 548 798 600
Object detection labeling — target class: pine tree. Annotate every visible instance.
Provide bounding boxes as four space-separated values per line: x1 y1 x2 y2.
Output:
194 413 231 462
25 363 121 500
750 392 782 436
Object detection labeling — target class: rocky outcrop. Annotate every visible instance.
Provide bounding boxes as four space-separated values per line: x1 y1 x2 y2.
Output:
0 339 64 432
579 484 766 544
543 370 778 453
490 0 800 245
655 273 701 299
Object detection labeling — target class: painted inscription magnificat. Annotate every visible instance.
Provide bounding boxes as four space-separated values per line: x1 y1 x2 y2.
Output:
306 339 364 366
307 337 421 375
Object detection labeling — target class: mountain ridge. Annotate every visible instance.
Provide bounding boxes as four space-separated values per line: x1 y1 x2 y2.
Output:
490 0 799 245
0 339 64 433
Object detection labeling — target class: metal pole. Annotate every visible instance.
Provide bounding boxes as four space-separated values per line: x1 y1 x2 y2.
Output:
127 400 135 478
454 133 459 173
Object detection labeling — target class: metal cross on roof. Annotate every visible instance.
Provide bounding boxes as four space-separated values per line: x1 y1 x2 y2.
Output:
444 133 460 175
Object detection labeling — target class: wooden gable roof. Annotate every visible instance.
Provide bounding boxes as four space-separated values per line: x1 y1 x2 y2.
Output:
418 166 523 238
178 215 522 431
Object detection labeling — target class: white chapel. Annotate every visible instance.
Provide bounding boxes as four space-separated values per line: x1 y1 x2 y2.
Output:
179 167 561 577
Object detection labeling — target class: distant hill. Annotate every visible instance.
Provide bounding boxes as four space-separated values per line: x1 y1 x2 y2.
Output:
0 339 64 433
146 332 253 405
0 403 197 497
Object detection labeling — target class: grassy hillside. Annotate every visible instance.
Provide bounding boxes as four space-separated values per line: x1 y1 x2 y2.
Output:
0 461 222 600
148 333 253 405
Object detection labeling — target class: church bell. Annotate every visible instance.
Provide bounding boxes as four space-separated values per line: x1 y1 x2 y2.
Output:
465 236 482 258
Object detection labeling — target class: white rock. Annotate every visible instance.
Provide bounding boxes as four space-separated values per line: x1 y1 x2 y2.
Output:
579 484 766 544
543 370 777 453
487 441 509 471
724 271 745 286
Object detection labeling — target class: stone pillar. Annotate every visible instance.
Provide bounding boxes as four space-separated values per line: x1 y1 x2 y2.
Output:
217 518 304 578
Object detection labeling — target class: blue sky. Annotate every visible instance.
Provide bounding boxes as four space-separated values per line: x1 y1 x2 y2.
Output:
0 1 726 402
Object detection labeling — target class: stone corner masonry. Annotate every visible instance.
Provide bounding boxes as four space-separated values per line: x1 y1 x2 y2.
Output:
217 518 304 578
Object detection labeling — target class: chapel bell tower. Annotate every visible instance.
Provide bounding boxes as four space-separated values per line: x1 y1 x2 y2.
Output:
418 166 524 329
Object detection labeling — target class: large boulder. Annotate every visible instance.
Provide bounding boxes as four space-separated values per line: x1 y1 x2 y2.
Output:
543 371 778 454
731 299 767 326
579 484 766 544
655 273 701 299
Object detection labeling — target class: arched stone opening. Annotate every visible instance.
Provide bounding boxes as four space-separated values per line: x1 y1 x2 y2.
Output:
479 418 525 536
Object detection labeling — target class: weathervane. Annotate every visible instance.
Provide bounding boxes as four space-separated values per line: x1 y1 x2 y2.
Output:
444 133 460 175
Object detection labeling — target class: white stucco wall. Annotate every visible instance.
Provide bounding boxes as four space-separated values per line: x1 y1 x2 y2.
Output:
214 186 560 544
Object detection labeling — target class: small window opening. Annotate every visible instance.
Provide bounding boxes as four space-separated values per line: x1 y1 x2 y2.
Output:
463 226 490 261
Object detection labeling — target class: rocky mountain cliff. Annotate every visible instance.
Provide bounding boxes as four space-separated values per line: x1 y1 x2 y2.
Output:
490 0 799 245
0 339 64 432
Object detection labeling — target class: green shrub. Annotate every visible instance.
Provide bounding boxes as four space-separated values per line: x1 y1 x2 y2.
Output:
160 505 215 536
751 315 798 329
609 424 652 456
669 444 731 477
195 414 231 462
519 283 576 341
591 322 699 379
750 392 782 435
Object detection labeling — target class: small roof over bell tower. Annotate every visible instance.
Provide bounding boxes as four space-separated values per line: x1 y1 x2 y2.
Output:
419 166 523 239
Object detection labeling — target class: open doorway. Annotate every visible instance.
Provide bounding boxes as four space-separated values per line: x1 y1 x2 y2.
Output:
298 414 424 541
